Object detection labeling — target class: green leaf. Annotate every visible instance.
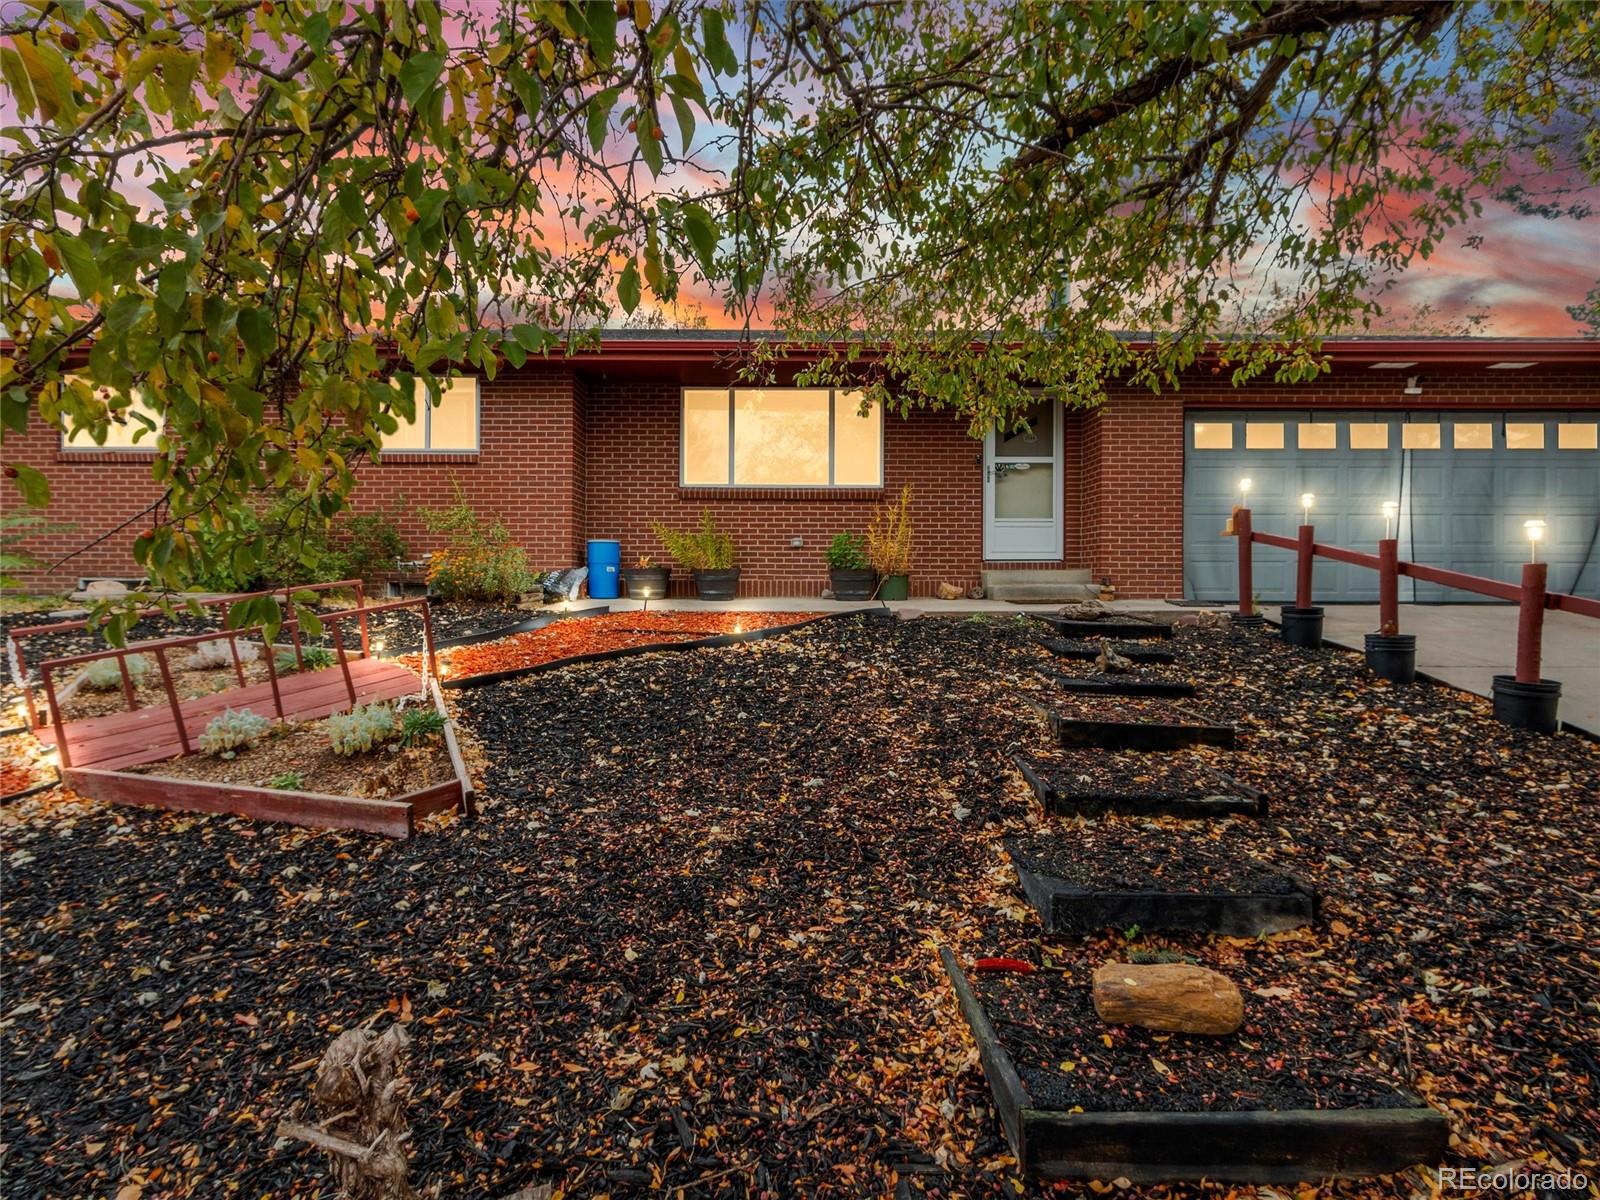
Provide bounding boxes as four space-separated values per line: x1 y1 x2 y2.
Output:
681 203 718 272
638 109 664 176
12 38 78 125
585 0 617 65
9 464 50 507
54 233 102 300
156 262 188 313
618 259 642 313
701 8 737 76
399 50 445 105
668 92 696 154
237 306 275 358
587 87 618 152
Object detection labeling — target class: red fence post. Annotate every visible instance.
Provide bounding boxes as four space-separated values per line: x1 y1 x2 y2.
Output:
1516 562 1548 684
1295 525 1314 610
1378 539 1400 635
1235 507 1254 616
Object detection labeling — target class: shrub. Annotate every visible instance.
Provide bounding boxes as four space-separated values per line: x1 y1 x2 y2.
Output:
339 508 409 581
865 485 913 575
420 488 533 601
268 770 305 791
81 654 151 691
652 510 735 571
824 532 868 571
275 645 336 675
325 703 398 756
198 708 273 756
399 706 446 747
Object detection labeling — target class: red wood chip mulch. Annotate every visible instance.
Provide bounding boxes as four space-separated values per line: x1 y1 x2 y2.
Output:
411 611 824 680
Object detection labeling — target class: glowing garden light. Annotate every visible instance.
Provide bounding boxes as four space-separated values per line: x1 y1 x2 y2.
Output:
1524 518 1546 563
1381 501 1398 540
1300 492 1315 524
1238 477 1253 506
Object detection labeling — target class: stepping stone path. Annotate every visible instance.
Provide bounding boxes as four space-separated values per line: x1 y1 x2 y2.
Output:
945 613 1446 1183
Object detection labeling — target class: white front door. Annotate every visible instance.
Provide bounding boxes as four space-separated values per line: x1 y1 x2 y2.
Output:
983 400 1063 560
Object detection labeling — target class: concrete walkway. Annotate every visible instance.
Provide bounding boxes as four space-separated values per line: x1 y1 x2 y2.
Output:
570 594 1599 735
1310 605 1599 736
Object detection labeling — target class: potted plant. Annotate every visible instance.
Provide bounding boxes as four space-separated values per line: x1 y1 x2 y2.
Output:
825 532 876 600
866 484 913 600
651 510 739 600
622 554 671 599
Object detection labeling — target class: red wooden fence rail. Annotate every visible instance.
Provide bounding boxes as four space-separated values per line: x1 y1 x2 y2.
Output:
1233 508 1600 685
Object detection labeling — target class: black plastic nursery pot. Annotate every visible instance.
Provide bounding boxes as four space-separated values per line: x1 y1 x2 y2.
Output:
1364 633 1417 684
622 567 671 599
692 568 741 601
1491 674 1562 734
877 573 910 601
1278 605 1324 648
828 568 877 601
1230 611 1267 630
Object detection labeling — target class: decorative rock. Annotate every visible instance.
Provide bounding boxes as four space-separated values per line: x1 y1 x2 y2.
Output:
1091 963 1244 1035
1057 600 1108 621
937 582 964 600
1094 643 1132 674
966 586 986 600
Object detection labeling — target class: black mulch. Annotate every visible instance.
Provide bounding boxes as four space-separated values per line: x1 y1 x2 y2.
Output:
1036 637 1177 664
1021 746 1247 800
977 949 1416 1113
2 615 1598 1197
1006 826 1298 895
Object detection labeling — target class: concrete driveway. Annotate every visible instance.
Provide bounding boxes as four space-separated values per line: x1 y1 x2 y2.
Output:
1315 605 1599 736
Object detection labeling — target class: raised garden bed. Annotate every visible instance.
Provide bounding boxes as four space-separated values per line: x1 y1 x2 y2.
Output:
1036 636 1177 665
1007 830 1316 935
62 681 471 838
1040 668 1197 698
1035 614 1173 640
1048 706 1237 751
1012 752 1264 818
941 948 1448 1182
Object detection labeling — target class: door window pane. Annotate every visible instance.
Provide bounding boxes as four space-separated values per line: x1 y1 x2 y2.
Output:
998 403 1055 456
994 462 1055 518
1453 423 1493 449
833 392 883 485
733 388 830 485
1557 423 1598 450
682 389 731 485
1402 423 1441 450
1245 422 1284 450
1192 422 1232 450
1348 423 1389 450
1296 422 1337 450
1505 422 1545 450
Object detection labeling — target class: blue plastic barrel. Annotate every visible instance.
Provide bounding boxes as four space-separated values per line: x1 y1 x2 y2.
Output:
586 539 622 599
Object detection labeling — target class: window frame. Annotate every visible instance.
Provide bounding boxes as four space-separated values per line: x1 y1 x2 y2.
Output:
386 376 481 454
679 386 885 489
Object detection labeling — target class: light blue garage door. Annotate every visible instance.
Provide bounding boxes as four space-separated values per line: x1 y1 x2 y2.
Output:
1184 411 1600 603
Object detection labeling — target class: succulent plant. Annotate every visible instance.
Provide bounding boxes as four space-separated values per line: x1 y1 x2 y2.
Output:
197 708 273 756
324 703 398 756
80 654 152 692
274 646 337 674
399 706 447 747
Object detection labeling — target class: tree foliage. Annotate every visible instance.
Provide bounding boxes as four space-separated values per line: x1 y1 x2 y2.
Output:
2 0 1597 618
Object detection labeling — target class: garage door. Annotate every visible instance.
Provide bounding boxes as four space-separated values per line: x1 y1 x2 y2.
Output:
1183 412 1600 603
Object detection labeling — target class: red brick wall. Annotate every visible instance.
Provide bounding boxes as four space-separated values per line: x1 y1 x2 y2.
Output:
5 364 586 589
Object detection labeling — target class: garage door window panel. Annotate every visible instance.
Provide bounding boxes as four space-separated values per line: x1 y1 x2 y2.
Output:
1245 422 1284 450
1347 423 1389 450
1557 423 1597 450
1402 423 1441 450
1192 422 1233 450
1505 423 1545 450
1452 423 1493 450
1296 423 1338 450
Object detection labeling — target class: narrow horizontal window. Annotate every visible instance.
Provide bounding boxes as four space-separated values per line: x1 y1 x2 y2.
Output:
60 375 161 450
1453 423 1493 449
1402 423 1441 450
681 388 883 487
1557 423 1598 450
1505 422 1545 450
388 377 479 452
1348 423 1389 450
1296 422 1337 450
1244 422 1284 450
1191 423 1232 450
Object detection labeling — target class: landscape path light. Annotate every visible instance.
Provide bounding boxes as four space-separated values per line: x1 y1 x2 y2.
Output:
1300 492 1315 525
1238 477 1253 507
1524 519 1546 563
1381 501 1398 541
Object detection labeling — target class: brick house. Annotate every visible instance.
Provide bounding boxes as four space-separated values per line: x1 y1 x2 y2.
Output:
7 333 1599 600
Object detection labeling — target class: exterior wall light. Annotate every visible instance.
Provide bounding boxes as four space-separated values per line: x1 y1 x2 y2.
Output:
1524 519 1546 563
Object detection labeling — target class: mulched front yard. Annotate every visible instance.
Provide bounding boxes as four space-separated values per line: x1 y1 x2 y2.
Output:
1 614 1596 1198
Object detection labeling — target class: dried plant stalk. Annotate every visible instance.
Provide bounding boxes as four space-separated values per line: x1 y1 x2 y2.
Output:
865 485 914 575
